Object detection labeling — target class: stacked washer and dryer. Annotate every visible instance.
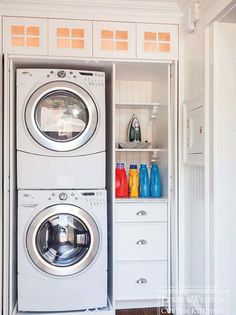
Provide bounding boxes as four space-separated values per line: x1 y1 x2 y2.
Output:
16 69 107 312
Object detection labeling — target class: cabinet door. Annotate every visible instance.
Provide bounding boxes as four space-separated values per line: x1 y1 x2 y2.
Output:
187 106 204 154
3 17 47 55
137 24 178 60
93 22 136 59
49 19 92 57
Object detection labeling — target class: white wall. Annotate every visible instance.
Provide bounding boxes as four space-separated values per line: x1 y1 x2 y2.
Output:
210 22 236 314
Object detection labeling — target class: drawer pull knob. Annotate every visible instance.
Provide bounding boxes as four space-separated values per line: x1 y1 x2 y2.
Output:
136 278 148 284
136 239 148 245
136 210 147 216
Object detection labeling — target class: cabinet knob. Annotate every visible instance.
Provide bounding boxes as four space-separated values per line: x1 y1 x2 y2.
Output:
136 278 148 284
136 210 147 216
136 239 148 245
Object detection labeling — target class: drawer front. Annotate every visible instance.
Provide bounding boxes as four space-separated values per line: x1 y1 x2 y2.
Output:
3 17 47 55
49 19 92 57
93 21 136 59
116 202 167 222
137 23 178 60
116 261 167 300
116 223 167 261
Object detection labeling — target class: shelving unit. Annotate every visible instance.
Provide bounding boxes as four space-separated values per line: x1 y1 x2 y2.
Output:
113 61 175 310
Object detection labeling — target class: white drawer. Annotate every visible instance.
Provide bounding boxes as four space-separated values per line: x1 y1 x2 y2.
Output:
116 261 167 301
116 202 167 223
116 223 167 261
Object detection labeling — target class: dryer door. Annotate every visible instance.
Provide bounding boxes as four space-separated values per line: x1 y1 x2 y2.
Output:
25 81 98 152
26 204 100 276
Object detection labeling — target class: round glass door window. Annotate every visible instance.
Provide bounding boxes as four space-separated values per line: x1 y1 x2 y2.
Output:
27 205 100 276
35 91 89 142
25 81 98 152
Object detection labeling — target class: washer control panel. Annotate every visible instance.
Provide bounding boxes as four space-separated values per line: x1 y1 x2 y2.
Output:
81 191 106 207
19 193 38 208
18 190 106 208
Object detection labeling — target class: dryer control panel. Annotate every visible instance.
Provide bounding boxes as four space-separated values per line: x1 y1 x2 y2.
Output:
43 69 105 88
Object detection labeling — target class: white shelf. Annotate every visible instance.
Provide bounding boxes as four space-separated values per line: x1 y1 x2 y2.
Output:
115 148 166 152
115 197 168 203
116 102 166 108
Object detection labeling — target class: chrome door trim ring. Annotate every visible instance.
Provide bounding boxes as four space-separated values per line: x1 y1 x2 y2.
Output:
26 204 100 276
25 81 98 152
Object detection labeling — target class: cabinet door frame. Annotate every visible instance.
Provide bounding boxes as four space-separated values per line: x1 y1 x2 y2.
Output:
93 21 136 59
137 23 178 60
3 16 48 55
48 19 92 57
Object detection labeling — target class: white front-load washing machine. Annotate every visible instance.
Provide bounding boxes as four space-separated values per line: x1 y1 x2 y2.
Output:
18 189 107 312
17 69 106 189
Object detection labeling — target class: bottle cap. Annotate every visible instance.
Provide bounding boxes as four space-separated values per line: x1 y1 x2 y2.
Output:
140 164 147 167
130 164 137 169
116 163 124 168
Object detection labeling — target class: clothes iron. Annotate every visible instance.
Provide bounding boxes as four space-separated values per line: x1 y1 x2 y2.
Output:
128 114 141 142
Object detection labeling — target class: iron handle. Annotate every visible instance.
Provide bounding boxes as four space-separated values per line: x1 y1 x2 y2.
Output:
136 278 148 284
136 239 148 245
136 210 147 216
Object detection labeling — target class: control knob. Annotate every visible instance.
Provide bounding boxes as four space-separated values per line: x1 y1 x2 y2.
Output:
59 192 68 201
57 71 66 78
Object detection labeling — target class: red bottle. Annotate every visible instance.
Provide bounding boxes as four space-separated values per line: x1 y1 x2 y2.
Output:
115 163 129 197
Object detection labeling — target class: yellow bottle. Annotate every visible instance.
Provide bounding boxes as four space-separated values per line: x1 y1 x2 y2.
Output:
129 165 139 197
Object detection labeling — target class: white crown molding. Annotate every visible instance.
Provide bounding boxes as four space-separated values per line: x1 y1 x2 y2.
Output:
0 0 183 24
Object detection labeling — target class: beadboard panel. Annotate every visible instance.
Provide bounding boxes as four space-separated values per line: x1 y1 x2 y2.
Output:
184 166 205 286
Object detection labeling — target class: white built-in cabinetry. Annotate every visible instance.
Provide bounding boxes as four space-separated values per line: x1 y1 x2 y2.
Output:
93 22 136 59
114 62 174 309
1 14 178 314
115 200 168 305
3 17 178 60
48 19 93 57
137 24 178 60
3 17 48 55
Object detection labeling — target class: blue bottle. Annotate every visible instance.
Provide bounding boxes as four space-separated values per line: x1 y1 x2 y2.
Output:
150 163 162 198
139 164 150 197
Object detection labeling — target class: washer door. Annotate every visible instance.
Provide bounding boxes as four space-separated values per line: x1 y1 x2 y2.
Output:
27 204 100 276
25 81 98 152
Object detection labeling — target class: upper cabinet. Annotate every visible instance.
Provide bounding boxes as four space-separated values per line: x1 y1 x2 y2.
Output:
2 17 178 61
48 19 92 57
93 22 136 59
137 24 178 60
3 17 47 55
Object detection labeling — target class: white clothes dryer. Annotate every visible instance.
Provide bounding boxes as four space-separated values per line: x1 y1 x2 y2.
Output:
18 189 107 312
17 69 106 189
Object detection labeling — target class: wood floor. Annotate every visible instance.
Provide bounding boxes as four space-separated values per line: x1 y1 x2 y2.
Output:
116 308 170 315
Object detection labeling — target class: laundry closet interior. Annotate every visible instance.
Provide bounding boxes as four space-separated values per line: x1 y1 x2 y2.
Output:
1 3 180 315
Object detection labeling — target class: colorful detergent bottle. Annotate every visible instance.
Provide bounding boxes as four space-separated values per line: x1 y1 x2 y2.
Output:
115 163 128 197
139 164 150 198
150 163 162 198
129 165 139 197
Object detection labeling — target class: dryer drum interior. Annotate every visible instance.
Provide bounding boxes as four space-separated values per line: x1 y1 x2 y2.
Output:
25 81 99 152
26 205 100 276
